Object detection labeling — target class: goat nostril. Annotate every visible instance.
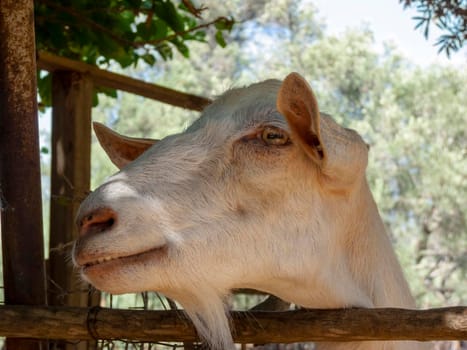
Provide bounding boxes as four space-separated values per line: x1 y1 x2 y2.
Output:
78 208 117 237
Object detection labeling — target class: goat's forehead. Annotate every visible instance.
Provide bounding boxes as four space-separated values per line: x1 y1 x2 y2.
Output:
188 79 285 132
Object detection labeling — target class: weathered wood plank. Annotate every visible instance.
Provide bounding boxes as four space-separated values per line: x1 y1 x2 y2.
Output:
49 70 100 350
0 306 465 343
0 1 47 349
49 71 92 307
37 51 211 111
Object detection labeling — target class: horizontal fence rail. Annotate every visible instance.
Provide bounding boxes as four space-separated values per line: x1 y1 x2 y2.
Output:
0 305 465 343
37 51 212 111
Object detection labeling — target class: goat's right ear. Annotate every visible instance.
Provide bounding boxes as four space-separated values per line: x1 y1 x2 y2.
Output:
277 73 369 187
276 72 326 167
93 122 158 169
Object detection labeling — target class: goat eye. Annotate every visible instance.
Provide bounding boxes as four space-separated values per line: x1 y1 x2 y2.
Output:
261 126 290 146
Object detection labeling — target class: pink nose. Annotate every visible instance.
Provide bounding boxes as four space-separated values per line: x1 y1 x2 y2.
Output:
77 208 116 237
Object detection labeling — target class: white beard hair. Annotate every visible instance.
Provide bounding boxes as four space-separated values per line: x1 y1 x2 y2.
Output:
179 289 234 350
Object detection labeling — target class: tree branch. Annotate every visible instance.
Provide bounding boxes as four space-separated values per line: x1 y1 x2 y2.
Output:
181 0 207 19
0 305 465 343
144 17 234 46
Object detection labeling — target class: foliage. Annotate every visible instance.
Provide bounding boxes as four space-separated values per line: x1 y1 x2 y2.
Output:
35 0 234 105
399 0 466 56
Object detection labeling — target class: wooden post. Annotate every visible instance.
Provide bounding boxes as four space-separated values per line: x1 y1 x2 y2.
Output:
0 0 47 349
48 71 98 350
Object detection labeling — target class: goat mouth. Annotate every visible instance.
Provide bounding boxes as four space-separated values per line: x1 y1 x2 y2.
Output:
81 245 168 271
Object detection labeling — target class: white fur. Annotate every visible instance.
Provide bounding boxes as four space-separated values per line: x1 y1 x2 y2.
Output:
73 79 428 349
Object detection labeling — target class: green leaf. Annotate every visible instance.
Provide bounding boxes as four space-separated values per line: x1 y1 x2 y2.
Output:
214 17 235 31
92 92 99 107
156 43 173 60
37 73 52 107
215 30 227 48
154 0 184 32
136 19 168 41
174 41 189 58
97 86 118 98
192 30 206 41
141 53 156 65
136 22 152 41
151 19 169 40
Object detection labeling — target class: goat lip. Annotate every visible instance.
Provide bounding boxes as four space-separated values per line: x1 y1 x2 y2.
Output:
80 245 168 270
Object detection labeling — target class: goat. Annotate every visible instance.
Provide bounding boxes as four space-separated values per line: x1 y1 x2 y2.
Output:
73 73 426 349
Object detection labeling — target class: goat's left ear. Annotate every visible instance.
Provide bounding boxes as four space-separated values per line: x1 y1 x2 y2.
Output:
93 122 158 169
277 72 326 167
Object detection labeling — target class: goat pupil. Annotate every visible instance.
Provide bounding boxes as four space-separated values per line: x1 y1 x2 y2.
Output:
268 133 283 139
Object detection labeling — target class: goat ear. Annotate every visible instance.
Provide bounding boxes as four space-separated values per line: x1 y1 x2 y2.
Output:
276 72 326 167
93 122 157 169
278 73 369 187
